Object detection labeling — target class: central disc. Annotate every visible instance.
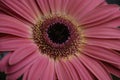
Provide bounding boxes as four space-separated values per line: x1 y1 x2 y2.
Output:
47 22 70 44
33 16 84 59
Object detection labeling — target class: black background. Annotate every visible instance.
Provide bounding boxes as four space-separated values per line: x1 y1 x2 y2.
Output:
106 0 120 5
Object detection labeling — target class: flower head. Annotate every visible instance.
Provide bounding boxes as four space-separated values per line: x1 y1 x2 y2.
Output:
0 0 120 80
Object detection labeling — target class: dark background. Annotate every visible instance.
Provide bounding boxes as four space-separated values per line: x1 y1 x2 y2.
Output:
106 0 120 5
0 0 120 80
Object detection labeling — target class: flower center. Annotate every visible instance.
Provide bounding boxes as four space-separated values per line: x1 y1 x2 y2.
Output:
32 16 85 60
47 22 70 44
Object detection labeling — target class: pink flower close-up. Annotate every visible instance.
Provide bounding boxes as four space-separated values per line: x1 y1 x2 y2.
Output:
0 0 120 80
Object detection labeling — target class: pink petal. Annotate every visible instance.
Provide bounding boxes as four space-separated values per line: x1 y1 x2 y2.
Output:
1 0 36 24
9 44 37 65
28 55 49 80
22 68 29 80
85 27 120 39
40 59 55 80
0 14 32 38
27 60 41 80
36 0 51 16
6 63 32 80
86 38 120 50
112 64 120 70
68 0 105 21
6 52 39 74
79 54 111 80
80 5 119 25
0 53 11 72
70 56 93 80
54 0 62 14
55 60 73 80
48 0 56 14
102 1 108 5
82 11 120 28
19 0 41 20
0 38 34 51
61 60 80 80
103 63 120 78
58 0 69 15
82 45 120 65
59 60 74 80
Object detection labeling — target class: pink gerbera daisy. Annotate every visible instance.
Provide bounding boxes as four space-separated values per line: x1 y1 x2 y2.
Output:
0 0 120 80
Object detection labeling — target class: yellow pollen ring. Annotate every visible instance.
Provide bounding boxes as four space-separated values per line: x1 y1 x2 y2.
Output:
32 14 86 60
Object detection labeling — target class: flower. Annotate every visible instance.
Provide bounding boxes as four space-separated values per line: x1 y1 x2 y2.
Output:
0 0 120 80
